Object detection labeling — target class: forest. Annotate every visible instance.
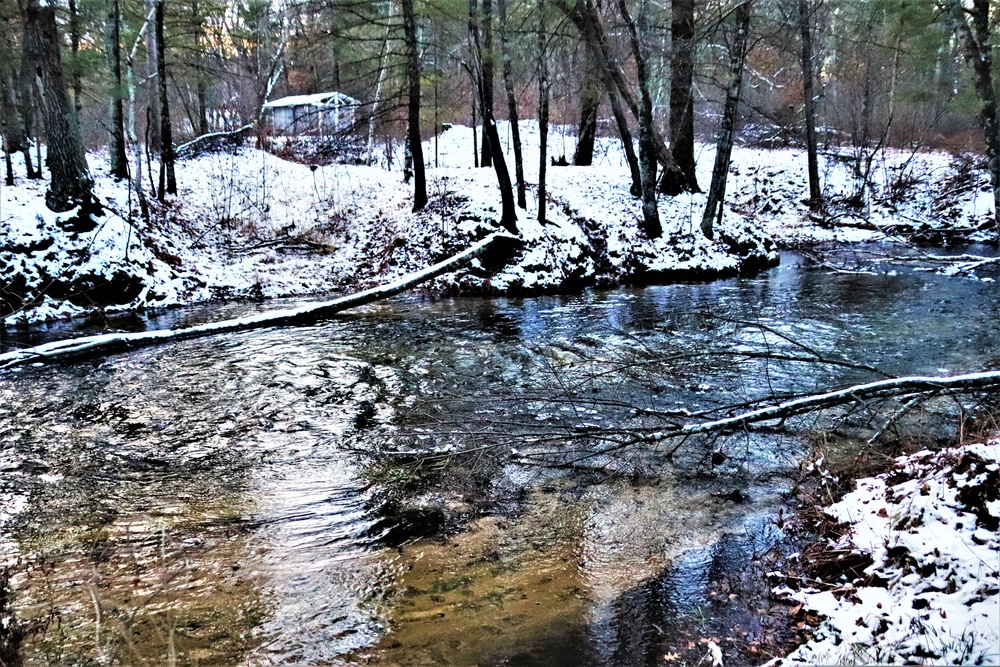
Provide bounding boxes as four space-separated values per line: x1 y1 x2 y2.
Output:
1 0 1000 664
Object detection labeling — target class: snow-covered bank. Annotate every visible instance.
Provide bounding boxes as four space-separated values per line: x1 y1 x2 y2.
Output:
2 121 996 325
774 443 1000 665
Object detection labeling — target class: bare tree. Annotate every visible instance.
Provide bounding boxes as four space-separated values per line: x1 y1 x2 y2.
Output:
403 0 428 210
107 0 129 179
470 0 518 233
616 0 661 237
798 0 821 209
538 0 550 225
701 0 753 239
941 0 1000 239
155 0 176 199
498 0 526 209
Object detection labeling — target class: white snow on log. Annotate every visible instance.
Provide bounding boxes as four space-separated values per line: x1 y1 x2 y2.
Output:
0 232 516 371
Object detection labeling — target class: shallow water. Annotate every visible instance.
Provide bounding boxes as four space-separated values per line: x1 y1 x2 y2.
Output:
0 249 997 665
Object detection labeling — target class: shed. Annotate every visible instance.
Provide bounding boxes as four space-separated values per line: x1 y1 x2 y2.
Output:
261 92 359 136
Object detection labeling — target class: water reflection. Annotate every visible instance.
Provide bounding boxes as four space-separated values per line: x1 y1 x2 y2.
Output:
0 251 998 664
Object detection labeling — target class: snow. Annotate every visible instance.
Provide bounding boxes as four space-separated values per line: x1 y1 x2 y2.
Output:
2 121 996 327
776 442 1000 665
261 92 359 108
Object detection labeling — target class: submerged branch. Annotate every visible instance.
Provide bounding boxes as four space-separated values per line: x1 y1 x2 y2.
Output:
0 232 517 371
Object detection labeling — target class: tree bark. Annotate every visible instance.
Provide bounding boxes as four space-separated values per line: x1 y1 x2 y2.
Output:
478 0 495 168
942 0 1000 240
573 51 600 166
538 0 550 225
23 0 94 212
156 0 176 199
16 21 40 179
0 73 35 180
701 0 752 239
669 0 699 192
107 0 130 179
798 0 821 208
68 0 82 115
470 0 518 234
498 0 526 209
402 0 428 210
145 0 161 153
617 0 661 237
0 232 517 371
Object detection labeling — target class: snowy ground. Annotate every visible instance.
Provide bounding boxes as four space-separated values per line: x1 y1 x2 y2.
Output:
2 122 996 326
773 443 1000 665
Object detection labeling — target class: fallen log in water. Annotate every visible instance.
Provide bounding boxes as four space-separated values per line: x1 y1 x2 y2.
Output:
0 232 518 371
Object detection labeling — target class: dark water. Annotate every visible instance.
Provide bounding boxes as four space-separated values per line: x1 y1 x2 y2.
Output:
0 251 997 665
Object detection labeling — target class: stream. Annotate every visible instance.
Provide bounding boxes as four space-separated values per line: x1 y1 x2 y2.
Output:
0 248 998 665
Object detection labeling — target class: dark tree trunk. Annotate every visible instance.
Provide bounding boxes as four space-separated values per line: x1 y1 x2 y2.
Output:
701 0 752 239
156 0 175 199
498 0 526 208
558 0 685 195
0 73 35 180
194 0 209 136
470 0 517 234
107 0 129 179
600 59 642 197
479 0 494 168
670 0 699 192
617 0 661 237
799 0 821 208
23 0 94 212
538 0 550 225
573 52 600 166
16 36 40 179
944 0 1000 239
145 0 161 152
402 0 428 210
68 0 82 115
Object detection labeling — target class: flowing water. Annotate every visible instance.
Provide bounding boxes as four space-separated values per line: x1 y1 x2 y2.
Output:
0 249 998 665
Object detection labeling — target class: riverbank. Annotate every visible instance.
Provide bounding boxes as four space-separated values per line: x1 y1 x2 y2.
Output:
3 123 997 326
766 438 1000 666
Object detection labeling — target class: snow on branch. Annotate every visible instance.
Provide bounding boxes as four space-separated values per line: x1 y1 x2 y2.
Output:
0 232 518 371
678 370 1000 436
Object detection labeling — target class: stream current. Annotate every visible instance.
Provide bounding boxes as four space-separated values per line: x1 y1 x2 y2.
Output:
0 249 998 665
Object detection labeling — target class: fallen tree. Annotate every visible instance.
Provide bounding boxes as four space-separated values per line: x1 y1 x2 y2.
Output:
0 232 518 371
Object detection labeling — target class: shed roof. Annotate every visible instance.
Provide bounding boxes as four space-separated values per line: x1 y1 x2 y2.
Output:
262 92 359 109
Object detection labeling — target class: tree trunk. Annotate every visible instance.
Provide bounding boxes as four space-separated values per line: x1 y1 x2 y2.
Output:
498 0 526 209
943 0 1000 240
701 0 752 239
107 0 130 179
156 0 176 199
478 0 495 168
68 0 82 115
0 72 35 180
538 0 550 225
367 10 392 166
470 0 517 234
16 34 40 179
0 232 517 371
193 0 209 136
798 0 821 208
557 0 685 195
23 0 94 212
573 51 600 166
402 0 428 210
669 0 699 192
617 0 661 237
145 0 161 152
